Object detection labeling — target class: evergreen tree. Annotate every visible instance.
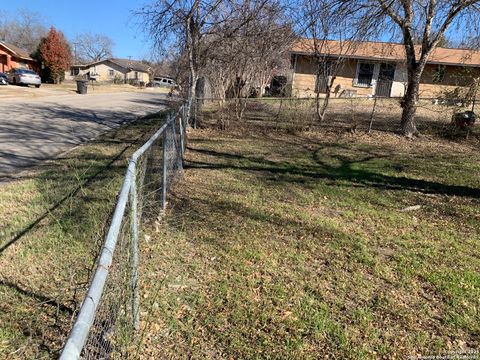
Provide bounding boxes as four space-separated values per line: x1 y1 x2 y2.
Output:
37 27 71 83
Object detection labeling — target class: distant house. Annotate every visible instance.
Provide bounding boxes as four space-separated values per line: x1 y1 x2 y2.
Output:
0 41 39 73
65 58 152 84
288 39 480 98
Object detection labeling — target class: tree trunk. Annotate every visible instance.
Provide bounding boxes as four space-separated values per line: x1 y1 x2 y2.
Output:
315 90 322 123
188 71 198 128
185 15 198 129
400 70 422 137
318 80 334 122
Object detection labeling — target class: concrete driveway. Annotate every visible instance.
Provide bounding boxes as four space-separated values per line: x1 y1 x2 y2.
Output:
0 91 170 179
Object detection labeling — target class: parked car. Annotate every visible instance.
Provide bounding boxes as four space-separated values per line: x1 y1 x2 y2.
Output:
0 72 7 85
151 76 176 88
7 68 41 87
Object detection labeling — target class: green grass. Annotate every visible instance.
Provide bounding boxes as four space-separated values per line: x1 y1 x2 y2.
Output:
1 106 479 359
0 112 168 359
138 127 480 359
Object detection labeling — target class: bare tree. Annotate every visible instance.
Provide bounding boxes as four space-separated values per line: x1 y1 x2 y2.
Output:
138 0 231 125
0 11 7 41
342 0 480 137
138 0 284 125
0 10 48 54
201 1 293 96
460 35 480 49
72 33 114 63
147 48 178 77
241 3 294 98
295 0 372 124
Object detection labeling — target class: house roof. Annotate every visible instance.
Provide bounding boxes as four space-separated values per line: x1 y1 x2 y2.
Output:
107 58 152 73
0 41 34 61
291 39 480 67
71 64 90 69
71 58 152 73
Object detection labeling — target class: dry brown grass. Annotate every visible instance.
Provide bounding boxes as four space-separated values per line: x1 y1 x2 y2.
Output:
0 112 169 359
137 122 479 359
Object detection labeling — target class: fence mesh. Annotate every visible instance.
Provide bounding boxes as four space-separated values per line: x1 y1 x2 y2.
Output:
61 109 185 359
195 97 479 136
81 208 133 359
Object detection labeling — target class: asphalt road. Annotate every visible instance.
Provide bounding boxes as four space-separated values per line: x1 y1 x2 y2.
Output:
0 91 169 179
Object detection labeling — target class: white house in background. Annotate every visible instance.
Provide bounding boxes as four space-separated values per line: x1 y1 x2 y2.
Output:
65 58 152 84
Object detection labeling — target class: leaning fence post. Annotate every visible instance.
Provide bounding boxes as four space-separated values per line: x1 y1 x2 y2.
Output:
193 98 197 129
162 117 168 211
179 113 185 159
172 115 178 153
182 105 187 128
130 165 140 330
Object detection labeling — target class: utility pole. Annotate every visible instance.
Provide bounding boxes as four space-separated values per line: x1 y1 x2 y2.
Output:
72 42 79 64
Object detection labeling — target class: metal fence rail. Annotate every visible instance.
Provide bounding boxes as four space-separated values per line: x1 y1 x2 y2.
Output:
60 105 187 359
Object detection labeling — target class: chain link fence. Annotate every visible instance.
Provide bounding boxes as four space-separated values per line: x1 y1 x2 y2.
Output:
60 105 186 359
194 97 479 136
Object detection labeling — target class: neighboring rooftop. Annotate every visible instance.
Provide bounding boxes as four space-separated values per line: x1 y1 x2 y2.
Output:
291 39 480 67
108 58 152 73
0 41 33 60
70 58 152 73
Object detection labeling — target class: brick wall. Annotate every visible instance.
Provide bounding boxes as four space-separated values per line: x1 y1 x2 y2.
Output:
290 54 479 99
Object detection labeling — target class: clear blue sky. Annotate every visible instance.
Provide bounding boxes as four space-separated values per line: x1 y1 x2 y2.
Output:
3 0 152 60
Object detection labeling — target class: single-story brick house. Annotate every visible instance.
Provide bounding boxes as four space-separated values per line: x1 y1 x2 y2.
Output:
65 58 152 84
0 41 39 73
287 39 480 98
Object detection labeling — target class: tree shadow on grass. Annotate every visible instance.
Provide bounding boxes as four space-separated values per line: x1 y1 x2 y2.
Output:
0 113 163 253
185 146 480 199
0 149 128 254
0 279 74 315
0 112 169 358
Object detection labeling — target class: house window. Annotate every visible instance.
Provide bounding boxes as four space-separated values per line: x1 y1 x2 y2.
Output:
109 69 114 77
134 71 139 79
70 68 80 76
433 65 446 83
355 62 375 87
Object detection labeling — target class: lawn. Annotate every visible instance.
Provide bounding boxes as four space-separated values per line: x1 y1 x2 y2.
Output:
0 103 478 359
138 124 480 359
0 111 169 359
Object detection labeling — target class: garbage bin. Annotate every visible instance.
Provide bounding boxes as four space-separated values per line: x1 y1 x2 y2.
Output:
76 80 88 94
452 111 476 128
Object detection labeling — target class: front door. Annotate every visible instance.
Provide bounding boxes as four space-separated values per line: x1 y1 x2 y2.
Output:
375 63 396 97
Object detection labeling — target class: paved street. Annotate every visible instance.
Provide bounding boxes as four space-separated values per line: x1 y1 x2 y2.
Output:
0 91 169 179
